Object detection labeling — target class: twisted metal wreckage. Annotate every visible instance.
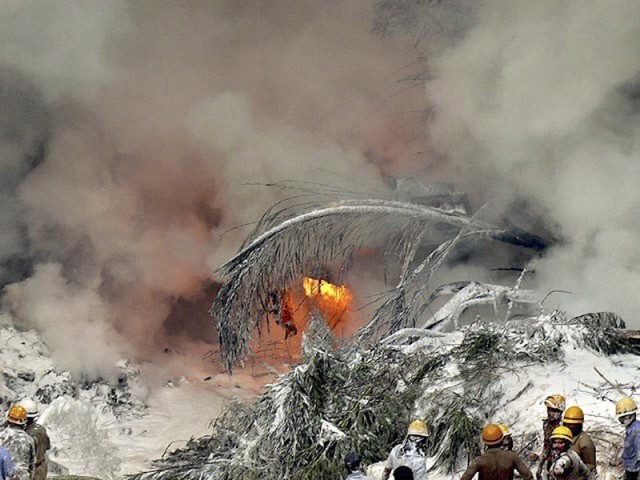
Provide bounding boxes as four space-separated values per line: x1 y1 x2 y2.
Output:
209 182 591 372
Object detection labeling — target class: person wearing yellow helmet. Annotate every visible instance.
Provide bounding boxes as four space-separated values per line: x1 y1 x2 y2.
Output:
382 420 429 480
534 394 566 480
544 426 590 479
562 406 596 476
610 397 640 479
498 424 514 452
460 424 532 480
19 398 51 480
0 405 36 480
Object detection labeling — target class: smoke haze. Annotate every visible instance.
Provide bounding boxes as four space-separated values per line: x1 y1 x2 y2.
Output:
424 0 640 322
0 0 423 377
2 0 640 378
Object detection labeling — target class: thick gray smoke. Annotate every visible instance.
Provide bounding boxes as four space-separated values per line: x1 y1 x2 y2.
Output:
0 0 423 377
424 0 640 322
3 0 636 378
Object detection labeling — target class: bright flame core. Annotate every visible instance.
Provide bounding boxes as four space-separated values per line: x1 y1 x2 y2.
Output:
302 277 352 319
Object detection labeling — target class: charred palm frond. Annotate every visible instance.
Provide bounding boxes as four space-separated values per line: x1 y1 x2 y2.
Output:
212 198 482 371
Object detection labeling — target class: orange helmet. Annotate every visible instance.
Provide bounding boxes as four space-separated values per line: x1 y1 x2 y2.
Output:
550 426 573 442
7 405 27 426
562 406 584 424
544 394 566 411
482 424 504 446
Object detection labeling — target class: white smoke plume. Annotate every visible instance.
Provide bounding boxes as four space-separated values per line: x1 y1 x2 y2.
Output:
424 0 640 323
0 0 424 376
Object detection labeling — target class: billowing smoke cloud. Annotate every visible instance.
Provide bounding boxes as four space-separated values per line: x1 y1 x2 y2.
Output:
424 1 640 322
0 0 424 376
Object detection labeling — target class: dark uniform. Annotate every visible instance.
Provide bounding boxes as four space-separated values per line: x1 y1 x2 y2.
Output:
26 422 50 480
569 431 595 476
461 448 533 480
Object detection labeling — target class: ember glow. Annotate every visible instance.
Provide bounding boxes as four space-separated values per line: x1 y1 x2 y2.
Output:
302 277 352 327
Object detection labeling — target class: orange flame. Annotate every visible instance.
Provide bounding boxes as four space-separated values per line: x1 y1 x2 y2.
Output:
302 277 352 320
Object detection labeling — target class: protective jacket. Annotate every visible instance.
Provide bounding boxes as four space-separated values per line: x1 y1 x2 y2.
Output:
26 422 51 480
386 442 428 480
460 447 533 480
569 431 595 474
0 447 15 480
623 419 640 473
548 449 589 479
0 425 35 480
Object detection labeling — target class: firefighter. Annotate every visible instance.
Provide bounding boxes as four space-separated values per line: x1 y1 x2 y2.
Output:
534 394 566 480
0 446 16 480
383 420 429 480
609 397 640 479
459 423 533 480
19 398 50 480
544 426 589 480
561 406 595 477
499 424 514 451
0 406 35 480
344 452 373 480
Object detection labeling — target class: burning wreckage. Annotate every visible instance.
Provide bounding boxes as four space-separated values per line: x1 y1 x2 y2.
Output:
133 183 635 480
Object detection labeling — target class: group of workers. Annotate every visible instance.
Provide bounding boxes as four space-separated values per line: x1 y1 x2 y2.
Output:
344 393 640 480
0 400 50 480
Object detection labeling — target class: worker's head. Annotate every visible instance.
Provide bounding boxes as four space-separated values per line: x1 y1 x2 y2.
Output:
19 398 39 424
498 424 514 451
405 420 428 450
544 394 566 421
562 406 584 435
481 424 504 449
393 465 414 480
550 426 573 454
7 405 27 427
616 397 637 427
344 452 361 473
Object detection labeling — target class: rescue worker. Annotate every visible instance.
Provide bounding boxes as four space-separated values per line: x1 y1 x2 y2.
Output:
19 399 50 480
0 446 15 480
609 397 640 479
544 426 589 480
0 406 35 480
344 452 373 480
383 420 429 480
459 423 533 480
535 394 566 480
499 424 514 451
561 406 595 477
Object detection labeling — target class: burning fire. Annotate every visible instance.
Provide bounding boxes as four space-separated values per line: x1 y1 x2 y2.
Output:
302 277 352 327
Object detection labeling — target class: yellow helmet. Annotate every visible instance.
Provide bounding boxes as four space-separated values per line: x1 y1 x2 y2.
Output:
616 397 638 419
498 424 512 437
407 420 429 437
7 405 27 426
544 394 566 411
563 406 584 424
482 424 504 445
550 426 573 442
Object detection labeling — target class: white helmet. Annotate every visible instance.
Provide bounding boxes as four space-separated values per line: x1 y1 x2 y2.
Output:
19 398 39 418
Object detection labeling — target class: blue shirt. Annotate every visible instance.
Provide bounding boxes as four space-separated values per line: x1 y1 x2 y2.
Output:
0 447 15 480
623 419 640 472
